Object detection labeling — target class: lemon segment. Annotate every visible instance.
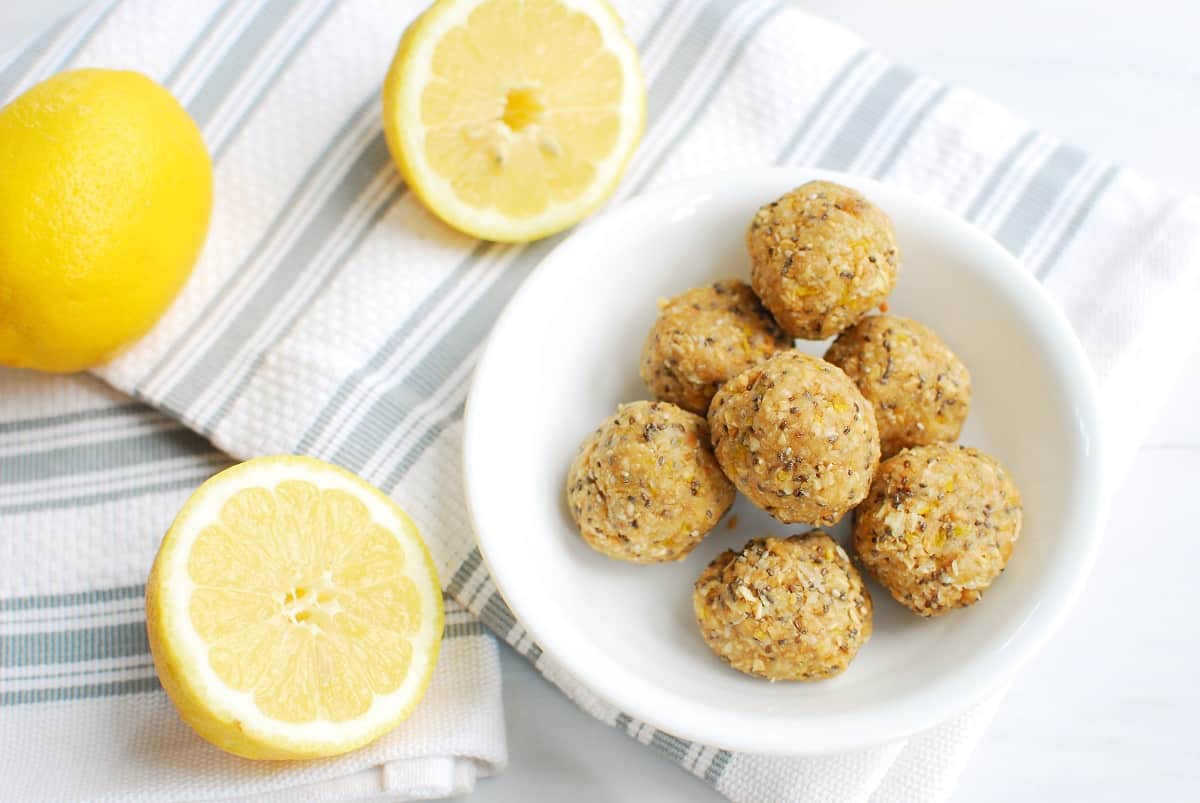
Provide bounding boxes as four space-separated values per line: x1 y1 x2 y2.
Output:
383 0 645 242
146 456 443 760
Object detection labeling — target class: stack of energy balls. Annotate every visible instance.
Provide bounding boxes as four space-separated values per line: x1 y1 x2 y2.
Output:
566 181 1023 682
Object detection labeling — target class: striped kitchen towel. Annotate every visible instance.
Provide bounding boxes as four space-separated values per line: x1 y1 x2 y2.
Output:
0 371 506 801
2 1 1199 802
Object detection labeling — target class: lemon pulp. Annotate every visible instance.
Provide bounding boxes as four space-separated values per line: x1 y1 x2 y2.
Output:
147 456 442 760
383 0 645 242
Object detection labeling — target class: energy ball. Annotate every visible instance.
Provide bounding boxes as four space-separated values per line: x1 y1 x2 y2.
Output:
852 444 1023 617
824 315 971 458
708 350 880 525
693 532 873 681
639 279 789 415
747 181 899 339
567 400 734 563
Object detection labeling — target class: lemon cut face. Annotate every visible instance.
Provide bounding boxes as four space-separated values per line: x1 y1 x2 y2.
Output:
383 0 646 242
146 456 443 760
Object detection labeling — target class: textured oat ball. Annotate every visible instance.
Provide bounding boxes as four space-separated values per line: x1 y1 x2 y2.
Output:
824 315 971 458
852 444 1023 617
747 181 899 339
639 279 790 415
693 532 873 680
708 350 880 525
567 400 735 563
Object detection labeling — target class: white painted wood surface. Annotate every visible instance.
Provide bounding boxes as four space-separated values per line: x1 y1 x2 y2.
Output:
3 2 1197 800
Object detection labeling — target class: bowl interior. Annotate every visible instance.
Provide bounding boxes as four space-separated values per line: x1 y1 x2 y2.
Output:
463 168 1103 754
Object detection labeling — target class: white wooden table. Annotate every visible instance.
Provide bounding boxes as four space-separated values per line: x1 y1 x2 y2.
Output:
3 2 1197 801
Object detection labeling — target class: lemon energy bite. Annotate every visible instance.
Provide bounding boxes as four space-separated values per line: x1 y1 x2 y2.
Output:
825 315 971 458
708 350 880 525
852 444 1023 617
567 400 734 562
693 532 873 681
748 181 899 340
639 279 789 415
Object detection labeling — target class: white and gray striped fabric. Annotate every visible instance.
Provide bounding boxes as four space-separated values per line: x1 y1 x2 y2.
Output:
2 1 1198 802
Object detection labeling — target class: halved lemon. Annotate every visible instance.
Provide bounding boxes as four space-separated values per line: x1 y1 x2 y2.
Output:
146 456 443 760
383 0 646 242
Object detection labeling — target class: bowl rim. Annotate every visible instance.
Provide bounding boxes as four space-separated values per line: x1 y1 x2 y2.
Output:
461 167 1108 755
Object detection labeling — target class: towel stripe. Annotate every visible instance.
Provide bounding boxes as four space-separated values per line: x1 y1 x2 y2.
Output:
972 134 1058 230
1 676 162 707
774 49 871 164
185 0 303 129
0 8 88 103
817 66 917 170
0 425 216 485
4 1 113 98
0 454 226 514
964 130 1038 220
1 622 149 668
329 237 548 473
161 1 239 91
705 750 735 784
2 604 144 629
0 415 185 460
209 0 339 159
165 1 254 99
4 655 152 683
777 54 890 164
636 0 685 59
871 85 949 178
0 404 148 435
169 2 262 104
994 144 1089 254
41 0 121 78
629 1 783 192
1034 166 1120 278
0 586 145 614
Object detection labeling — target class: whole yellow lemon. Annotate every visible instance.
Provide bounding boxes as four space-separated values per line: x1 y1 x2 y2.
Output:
0 69 212 372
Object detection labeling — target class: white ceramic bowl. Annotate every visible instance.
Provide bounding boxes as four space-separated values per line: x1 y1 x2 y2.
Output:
462 168 1106 755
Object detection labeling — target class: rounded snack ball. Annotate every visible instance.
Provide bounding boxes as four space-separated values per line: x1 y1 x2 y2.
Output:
824 315 971 458
708 350 880 526
693 532 873 681
747 180 899 340
567 400 735 563
852 444 1023 617
639 279 789 415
